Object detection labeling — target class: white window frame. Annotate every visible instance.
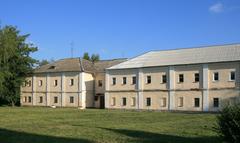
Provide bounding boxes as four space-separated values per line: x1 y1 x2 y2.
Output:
54 80 58 86
178 97 183 107
122 77 127 85
112 77 116 85
69 79 74 86
131 97 136 106
178 74 184 83
146 75 151 84
213 72 219 82
38 80 42 87
229 71 236 81
111 97 116 106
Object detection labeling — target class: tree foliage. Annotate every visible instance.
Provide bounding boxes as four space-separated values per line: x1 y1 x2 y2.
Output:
216 103 240 143
83 52 100 63
0 25 38 106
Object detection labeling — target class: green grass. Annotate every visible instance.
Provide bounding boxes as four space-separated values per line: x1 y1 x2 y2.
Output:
0 107 220 143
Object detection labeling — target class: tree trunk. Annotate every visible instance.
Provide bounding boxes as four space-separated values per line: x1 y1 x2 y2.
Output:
11 101 15 107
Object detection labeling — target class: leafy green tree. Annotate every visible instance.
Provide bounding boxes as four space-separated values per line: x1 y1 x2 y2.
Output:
37 59 54 67
0 25 38 106
83 52 90 60
90 54 100 63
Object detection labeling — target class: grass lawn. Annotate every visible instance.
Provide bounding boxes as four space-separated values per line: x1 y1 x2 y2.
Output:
0 107 220 143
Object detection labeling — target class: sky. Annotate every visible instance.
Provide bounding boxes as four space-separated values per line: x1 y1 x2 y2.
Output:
0 0 240 61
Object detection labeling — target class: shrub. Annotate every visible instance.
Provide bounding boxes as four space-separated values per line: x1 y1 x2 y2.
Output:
216 103 240 143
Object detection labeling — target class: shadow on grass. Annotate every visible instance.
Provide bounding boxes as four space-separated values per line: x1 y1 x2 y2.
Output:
0 128 91 143
99 127 221 143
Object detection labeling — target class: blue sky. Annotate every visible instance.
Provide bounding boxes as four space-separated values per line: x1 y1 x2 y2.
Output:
0 0 240 60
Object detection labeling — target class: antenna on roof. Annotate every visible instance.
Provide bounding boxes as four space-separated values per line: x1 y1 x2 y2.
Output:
70 41 74 58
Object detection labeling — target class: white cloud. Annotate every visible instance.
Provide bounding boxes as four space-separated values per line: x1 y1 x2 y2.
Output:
209 2 224 13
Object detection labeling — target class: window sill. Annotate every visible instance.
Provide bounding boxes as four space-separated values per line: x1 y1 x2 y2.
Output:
228 80 235 82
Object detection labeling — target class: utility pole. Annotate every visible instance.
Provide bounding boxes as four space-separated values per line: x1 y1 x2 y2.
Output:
70 41 74 58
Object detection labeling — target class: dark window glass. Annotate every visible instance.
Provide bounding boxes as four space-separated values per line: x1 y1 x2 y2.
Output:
194 98 200 107
213 98 219 107
54 80 58 86
123 77 127 84
147 76 151 84
146 98 151 106
28 96 32 103
98 80 103 87
70 79 74 86
162 75 167 83
122 97 127 106
70 96 74 103
195 73 199 82
214 72 219 81
179 74 184 83
54 97 58 103
132 76 136 84
112 77 116 85
230 71 235 81
39 96 43 103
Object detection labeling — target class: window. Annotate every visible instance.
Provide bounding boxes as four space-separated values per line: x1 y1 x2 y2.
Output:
213 98 219 107
111 97 116 106
38 80 43 87
98 80 103 87
213 72 219 81
94 96 98 101
69 79 74 86
146 97 151 106
178 97 183 107
122 97 127 106
131 97 136 106
54 96 58 103
194 73 199 82
160 98 167 107
70 96 74 103
112 77 116 85
194 98 200 107
179 74 184 83
39 96 43 103
146 76 151 84
28 96 32 103
23 96 27 103
230 71 235 81
54 80 58 86
23 81 27 87
132 76 136 84
26 80 31 87
162 75 167 83
122 77 127 85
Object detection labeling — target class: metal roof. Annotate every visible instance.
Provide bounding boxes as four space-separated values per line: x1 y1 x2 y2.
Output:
108 44 240 70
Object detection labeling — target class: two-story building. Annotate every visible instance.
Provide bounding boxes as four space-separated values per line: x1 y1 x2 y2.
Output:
105 44 240 111
20 58 126 108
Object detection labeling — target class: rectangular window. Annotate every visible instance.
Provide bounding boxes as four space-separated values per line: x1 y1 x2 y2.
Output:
28 96 32 103
39 96 43 103
112 77 116 85
69 79 74 86
162 75 167 83
213 72 219 81
111 97 116 106
179 74 184 83
160 98 167 107
122 97 127 106
230 71 235 81
146 76 151 84
194 73 199 82
94 96 98 101
122 77 127 85
54 80 58 86
213 98 219 107
131 97 136 106
98 80 103 87
194 98 200 107
178 97 183 107
132 76 136 84
70 96 74 103
54 96 58 103
27 80 31 87
146 97 151 106
38 80 43 87
24 96 27 103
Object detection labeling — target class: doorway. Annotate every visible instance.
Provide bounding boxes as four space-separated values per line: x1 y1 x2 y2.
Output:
100 95 105 109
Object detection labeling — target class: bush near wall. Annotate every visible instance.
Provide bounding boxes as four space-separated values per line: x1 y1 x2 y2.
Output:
216 103 240 143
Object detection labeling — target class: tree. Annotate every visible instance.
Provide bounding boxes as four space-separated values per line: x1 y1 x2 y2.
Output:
83 52 90 60
37 59 54 67
0 25 38 106
90 54 100 63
